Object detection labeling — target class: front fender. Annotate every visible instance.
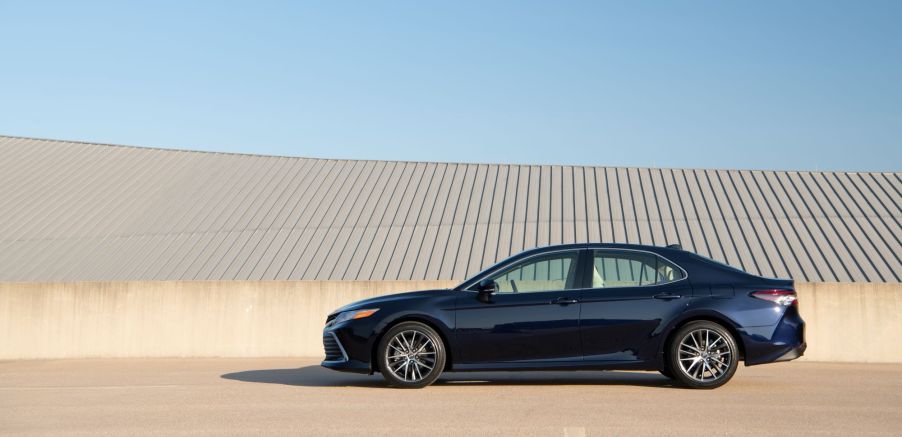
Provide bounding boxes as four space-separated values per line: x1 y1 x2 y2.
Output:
368 310 456 371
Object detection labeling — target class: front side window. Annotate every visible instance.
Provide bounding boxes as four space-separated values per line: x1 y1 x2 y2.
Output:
591 250 684 288
480 251 579 293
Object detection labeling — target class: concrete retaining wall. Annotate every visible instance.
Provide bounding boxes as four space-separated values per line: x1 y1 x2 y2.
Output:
1 281 899 362
796 282 901 363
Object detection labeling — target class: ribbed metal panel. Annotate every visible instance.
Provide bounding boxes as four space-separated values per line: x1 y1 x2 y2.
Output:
0 135 899 282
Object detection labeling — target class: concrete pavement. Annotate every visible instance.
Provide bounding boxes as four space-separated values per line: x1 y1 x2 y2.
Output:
2 359 901 436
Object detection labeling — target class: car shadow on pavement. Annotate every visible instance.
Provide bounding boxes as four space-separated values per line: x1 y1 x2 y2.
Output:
221 366 678 389
222 366 383 388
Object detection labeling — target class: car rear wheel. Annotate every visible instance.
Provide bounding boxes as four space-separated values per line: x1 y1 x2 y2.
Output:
668 321 738 389
377 321 446 388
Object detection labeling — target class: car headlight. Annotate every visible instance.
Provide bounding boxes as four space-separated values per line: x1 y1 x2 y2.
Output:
332 308 380 325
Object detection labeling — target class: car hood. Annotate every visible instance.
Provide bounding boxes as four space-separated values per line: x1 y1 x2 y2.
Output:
329 289 449 315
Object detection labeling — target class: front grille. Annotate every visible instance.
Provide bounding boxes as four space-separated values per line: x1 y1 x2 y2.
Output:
323 334 345 362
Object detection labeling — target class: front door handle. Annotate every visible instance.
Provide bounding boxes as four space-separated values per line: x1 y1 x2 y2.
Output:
653 292 682 300
551 297 579 305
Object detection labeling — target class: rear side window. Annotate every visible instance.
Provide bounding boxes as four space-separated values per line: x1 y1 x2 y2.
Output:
591 250 685 288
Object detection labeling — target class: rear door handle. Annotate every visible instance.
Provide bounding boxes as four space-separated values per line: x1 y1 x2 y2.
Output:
653 292 682 300
551 297 579 305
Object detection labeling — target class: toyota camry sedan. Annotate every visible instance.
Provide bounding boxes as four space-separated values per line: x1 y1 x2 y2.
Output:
321 243 806 389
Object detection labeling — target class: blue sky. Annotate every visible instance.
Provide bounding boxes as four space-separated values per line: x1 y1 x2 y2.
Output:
1 1 900 171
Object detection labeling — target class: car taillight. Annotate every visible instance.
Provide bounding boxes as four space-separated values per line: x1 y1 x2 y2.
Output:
750 289 797 306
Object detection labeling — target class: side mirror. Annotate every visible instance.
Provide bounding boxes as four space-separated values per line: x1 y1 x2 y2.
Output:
477 278 497 294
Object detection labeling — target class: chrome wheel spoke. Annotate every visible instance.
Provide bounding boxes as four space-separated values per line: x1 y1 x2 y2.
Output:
414 339 433 354
690 332 700 350
678 328 732 383
708 360 719 377
681 344 702 354
390 338 407 354
385 330 438 382
711 360 726 375
686 357 702 372
711 356 729 368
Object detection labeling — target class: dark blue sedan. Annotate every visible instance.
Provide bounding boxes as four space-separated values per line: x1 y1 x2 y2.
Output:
322 243 806 389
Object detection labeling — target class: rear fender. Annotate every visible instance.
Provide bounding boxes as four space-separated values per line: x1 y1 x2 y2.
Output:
656 308 749 366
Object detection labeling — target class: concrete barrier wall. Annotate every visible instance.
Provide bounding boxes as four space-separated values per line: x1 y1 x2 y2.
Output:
1 281 899 362
796 282 901 363
0 281 455 359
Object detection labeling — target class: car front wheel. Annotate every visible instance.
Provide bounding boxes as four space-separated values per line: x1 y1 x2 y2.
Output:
668 321 739 389
377 321 446 388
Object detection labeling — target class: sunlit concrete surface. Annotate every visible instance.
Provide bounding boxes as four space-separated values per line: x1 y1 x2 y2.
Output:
2 359 901 436
3 281 901 362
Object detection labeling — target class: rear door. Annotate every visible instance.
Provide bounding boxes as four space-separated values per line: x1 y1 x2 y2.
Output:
579 249 690 362
454 250 584 365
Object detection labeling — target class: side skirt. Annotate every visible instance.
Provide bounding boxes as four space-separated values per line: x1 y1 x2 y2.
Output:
450 360 657 372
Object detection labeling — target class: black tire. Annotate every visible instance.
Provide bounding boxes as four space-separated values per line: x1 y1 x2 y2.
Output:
377 321 446 389
659 366 675 380
668 321 739 389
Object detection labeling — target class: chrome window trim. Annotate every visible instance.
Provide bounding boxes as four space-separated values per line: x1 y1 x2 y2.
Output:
458 246 689 293
322 331 349 363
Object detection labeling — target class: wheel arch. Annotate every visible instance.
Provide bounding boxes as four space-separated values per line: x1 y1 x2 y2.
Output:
370 315 454 373
660 312 748 368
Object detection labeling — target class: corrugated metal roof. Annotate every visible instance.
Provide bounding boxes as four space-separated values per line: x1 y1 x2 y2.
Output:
0 135 899 282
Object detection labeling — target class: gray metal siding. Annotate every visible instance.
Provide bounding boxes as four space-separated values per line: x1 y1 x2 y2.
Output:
0 135 899 282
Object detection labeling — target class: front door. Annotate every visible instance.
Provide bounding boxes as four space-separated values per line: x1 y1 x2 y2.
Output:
454 250 583 365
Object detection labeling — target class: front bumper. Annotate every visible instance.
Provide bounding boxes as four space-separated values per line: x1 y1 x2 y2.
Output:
321 358 371 373
320 331 371 374
320 320 379 374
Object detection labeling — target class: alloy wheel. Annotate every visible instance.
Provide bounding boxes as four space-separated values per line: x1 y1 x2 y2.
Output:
385 330 437 382
677 328 733 383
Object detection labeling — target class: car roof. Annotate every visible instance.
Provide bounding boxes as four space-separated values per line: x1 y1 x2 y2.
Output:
518 242 686 255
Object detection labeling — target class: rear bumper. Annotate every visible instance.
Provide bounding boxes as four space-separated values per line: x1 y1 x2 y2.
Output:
742 305 806 366
774 341 807 362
